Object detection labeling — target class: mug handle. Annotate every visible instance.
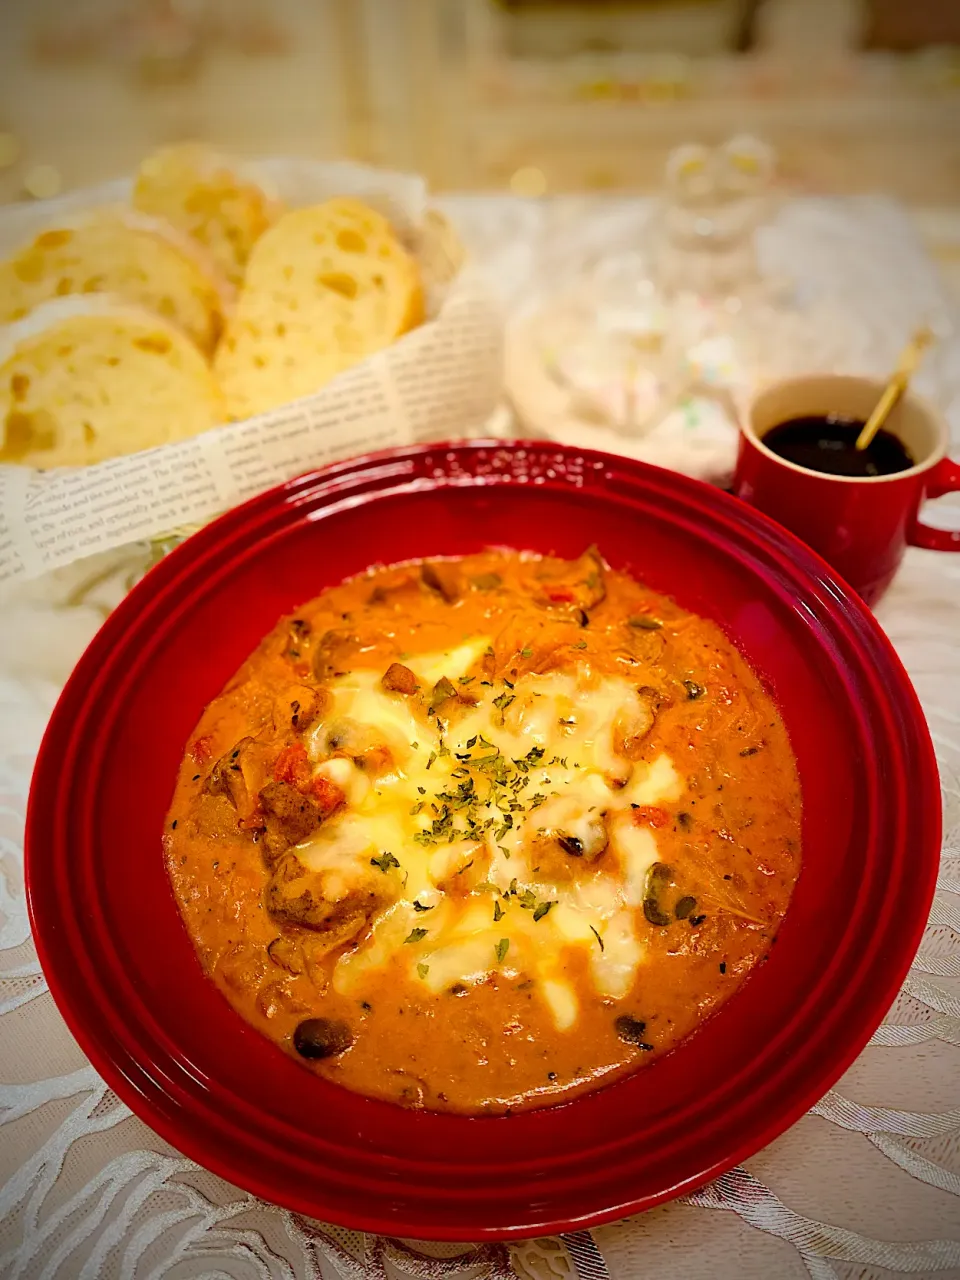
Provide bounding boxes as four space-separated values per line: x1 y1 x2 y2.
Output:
909 457 960 551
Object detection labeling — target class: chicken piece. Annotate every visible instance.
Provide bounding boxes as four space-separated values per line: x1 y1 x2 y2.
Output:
204 735 279 817
382 661 419 695
420 560 462 603
259 780 322 856
272 683 322 733
187 792 253 843
265 851 386 949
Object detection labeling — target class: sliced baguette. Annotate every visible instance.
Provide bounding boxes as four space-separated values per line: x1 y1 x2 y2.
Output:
0 207 227 356
214 197 424 419
134 142 280 288
0 296 225 468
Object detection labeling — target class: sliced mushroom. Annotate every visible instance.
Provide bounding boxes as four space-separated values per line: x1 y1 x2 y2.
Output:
315 717 373 757
642 862 673 927
309 717 394 778
352 744 394 775
204 737 256 810
612 689 661 761
575 545 607 609
556 813 608 863
313 629 366 681
638 684 669 712
674 895 697 920
557 834 584 857
267 933 305 974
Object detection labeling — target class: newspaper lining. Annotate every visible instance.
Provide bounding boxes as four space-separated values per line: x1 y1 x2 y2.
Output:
0 159 503 582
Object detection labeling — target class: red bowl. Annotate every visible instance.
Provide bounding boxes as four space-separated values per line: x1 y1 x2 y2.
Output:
26 441 939 1241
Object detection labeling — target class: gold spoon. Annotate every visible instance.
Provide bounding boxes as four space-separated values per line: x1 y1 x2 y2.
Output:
855 326 935 451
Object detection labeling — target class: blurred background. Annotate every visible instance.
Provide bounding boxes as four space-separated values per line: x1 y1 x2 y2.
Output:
0 0 959 205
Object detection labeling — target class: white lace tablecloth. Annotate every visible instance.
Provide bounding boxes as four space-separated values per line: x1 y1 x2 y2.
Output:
2 196 960 1280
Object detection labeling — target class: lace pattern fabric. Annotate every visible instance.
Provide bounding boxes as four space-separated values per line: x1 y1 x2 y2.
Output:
3 195 960 1279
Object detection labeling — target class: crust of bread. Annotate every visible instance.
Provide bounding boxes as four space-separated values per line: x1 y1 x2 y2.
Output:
0 207 227 356
134 142 281 288
0 296 225 468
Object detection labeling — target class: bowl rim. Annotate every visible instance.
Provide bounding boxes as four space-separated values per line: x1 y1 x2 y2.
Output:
25 438 941 1240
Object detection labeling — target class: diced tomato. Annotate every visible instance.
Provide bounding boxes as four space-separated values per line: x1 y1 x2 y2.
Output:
546 587 575 603
632 805 669 828
273 743 311 788
311 774 346 819
190 734 214 765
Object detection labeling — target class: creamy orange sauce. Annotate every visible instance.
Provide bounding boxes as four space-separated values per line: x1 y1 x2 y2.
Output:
165 549 801 1114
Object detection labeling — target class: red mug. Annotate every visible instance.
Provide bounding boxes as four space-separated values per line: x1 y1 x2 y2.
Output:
733 375 960 606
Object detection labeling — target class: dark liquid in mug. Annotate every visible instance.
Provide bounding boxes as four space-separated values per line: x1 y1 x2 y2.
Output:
762 415 915 478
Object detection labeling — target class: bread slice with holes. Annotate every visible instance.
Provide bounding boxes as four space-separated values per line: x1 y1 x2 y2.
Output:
213 198 424 419
133 142 280 288
0 296 225 468
0 207 229 357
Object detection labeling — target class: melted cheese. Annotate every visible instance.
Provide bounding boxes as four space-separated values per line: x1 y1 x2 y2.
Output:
301 644 683 1029
541 979 578 1031
612 821 660 906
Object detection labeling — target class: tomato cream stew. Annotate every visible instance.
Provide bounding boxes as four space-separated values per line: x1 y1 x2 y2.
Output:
165 549 801 1113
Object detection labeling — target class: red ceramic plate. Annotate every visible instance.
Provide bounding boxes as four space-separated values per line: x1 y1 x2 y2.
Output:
26 441 939 1241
